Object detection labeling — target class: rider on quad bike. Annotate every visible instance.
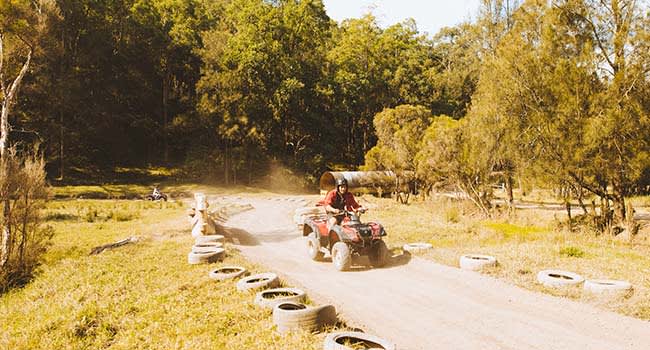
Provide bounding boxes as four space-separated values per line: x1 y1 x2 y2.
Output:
303 178 389 271
145 186 168 201
324 178 365 230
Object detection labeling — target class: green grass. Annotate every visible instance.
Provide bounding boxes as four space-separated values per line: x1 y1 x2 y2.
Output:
559 246 586 258
483 222 548 242
365 196 650 320
1 196 325 350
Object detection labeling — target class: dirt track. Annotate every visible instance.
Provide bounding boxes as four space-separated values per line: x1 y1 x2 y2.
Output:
219 195 650 350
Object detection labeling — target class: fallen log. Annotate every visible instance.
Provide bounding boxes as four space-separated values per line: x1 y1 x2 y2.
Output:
89 236 139 255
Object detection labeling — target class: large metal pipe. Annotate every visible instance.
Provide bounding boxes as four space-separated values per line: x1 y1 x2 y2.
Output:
319 171 397 193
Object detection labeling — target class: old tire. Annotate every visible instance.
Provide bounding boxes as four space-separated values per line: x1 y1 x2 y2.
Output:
402 242 432 253
191 242 224 253
584 279 633 297
272 302 337 334
195 235 225 244
208 266 249 281
331 242 351 271
187 248 224 265
236 272 280 292
369 240 389 268
323 331 396 350
254 288 307 309
459 254 497 271
307 232 324 261
537 269 584 287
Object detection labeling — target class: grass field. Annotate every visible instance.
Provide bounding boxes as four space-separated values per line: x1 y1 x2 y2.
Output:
4 183 649 349
361 195 650 320
0 196 326 350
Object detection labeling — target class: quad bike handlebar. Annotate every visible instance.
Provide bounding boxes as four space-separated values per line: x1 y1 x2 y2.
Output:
331 207 367 217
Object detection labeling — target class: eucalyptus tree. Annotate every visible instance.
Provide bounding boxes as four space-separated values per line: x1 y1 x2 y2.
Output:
197 0 332 182
472 0 650 232
0 0 58 271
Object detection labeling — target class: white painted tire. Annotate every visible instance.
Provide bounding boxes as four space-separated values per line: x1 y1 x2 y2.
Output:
254 288 307 309
208 266 249 281
584 279 633 297
323 331 396 350
195 235 225 244
459 254 497 271
272 302 337 334
236 273 280 292
402 243 432 253
537 270 584 287
187 249 224 264
191 242 223 253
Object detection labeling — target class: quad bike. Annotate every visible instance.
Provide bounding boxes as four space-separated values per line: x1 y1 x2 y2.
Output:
302 209 389 271
144 192 168 201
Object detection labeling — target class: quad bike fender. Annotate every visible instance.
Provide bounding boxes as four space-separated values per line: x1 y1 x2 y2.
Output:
303 220 329 248
329 225 357 243
302 221 318 237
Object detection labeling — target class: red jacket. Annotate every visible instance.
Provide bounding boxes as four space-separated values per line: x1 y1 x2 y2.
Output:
324 189 360 211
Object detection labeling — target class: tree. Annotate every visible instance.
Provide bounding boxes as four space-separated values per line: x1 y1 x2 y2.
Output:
0 0 58 269
364 105 431 202
197 0 332 182
471 0 650 232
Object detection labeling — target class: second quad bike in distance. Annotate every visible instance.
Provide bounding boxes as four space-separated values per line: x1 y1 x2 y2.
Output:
302 208 389 271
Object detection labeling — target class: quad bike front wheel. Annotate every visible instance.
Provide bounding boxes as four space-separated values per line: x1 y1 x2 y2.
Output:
307 232 324 261
369 240 389 268
331 241 351 271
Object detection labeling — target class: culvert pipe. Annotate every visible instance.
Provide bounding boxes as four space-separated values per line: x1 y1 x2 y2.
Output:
319 171 399 194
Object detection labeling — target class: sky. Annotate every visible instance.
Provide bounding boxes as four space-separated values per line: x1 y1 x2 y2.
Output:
322 0 481 37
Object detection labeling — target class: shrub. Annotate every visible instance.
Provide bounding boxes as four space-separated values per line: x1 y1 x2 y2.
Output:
559 246 585 258
0 151 53 291
444 205 461 223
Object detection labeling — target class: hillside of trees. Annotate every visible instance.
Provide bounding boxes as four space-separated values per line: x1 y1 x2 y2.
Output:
2 0 650 227
2 0 477 181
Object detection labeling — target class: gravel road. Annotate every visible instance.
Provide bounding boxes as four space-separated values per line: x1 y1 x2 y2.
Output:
220 195 650 350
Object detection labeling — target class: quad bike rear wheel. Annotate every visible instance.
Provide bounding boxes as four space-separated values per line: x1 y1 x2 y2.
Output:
307 232 324 261
331 241 351 271
369 240 389 268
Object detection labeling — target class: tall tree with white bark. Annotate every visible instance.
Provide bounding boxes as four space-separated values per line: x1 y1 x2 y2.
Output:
0 0 57 268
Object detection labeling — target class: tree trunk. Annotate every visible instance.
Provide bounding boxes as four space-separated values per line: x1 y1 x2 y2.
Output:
162 71 169 164
565 197 573 231
0 35 32 268
505 175 514 212
59 110 64 180
1 197 10 268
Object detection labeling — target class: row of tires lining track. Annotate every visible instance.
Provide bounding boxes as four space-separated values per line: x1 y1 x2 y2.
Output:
403 242 634 299
189 198 397 350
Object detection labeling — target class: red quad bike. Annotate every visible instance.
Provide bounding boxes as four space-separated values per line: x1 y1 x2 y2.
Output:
302 209 389 271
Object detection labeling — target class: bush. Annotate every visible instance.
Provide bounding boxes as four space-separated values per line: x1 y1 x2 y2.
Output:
0 151 53 291
559 246 585 258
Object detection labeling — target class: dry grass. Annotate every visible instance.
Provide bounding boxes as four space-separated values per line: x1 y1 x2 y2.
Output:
363 195 650 320
0 197 326 350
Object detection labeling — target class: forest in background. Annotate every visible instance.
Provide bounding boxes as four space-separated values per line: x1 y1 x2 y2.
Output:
2 0 650 227
2 0 477 183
